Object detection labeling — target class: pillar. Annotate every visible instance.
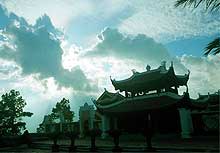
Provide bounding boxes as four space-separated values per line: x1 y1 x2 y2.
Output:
89 110 95 130
101 115 110 139
178 108 193 139
113 118 118 129
60 123 62 133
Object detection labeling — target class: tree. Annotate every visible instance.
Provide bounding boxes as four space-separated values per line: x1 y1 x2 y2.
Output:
0 90 33 136
175 0 220 55
51 98 74 123
36 98 74 133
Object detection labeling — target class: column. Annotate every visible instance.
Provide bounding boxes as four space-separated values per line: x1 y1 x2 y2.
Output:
101 115 110 139
60 123 62 133
178 108 193 139
89 110 95 130
113 118 118 129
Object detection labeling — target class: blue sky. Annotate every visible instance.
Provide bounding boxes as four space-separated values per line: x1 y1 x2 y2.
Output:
0 0 219 132
165 34 220 56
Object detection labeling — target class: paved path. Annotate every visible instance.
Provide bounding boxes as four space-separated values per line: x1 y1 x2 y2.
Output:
0 135 219 152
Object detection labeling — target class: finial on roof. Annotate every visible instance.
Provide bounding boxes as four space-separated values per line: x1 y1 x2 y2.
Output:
146 65 151 71
185 69 190 76
207 92 210 98
160 61 167 72
84 102 89 107
131 69 136 74
171 61 173 67
110 76 115 81
161 61 166 67
104 88 107 91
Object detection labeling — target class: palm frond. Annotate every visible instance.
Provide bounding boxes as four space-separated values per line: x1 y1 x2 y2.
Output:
175 0 220 11
204 37 220 56
175 0 197 8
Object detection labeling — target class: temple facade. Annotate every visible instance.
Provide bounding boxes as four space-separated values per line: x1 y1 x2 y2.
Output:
79 103 102 137
191 91 219 134
93 61 197 139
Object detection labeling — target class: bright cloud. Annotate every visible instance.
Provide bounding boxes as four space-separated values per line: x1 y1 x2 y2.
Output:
179 54 220 98
0 8 96 93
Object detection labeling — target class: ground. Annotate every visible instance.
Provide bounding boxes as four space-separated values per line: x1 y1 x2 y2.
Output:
0 134 219 152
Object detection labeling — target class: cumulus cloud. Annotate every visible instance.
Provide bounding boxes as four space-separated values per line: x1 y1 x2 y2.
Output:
0 58 21 80
0 5 96 92
0 6 100 132
179 54 220 98
84 28 186 72
86 28 171 65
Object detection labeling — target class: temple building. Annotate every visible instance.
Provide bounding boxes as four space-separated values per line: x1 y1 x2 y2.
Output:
79 103 102 137
93 61 197 139
37 115 79 134
191 91 219 134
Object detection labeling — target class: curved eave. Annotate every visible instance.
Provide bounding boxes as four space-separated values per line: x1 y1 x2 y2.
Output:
176 74 189 86
112 68 161 83
111 66 190 92
110 68 162 91
96 92 182 113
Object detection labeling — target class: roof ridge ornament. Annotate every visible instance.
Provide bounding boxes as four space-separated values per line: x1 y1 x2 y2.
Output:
131 69 137 74
161 61 166 67
171 61 173 67
185 69 190 76
160 61 167 72
187 69 190 75
146 65 151 71
110 76 115 81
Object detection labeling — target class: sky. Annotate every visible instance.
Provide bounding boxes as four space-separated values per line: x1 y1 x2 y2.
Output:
0 0 219 132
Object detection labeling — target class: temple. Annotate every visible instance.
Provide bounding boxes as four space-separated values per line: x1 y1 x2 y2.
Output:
110 61 189 97
191 92 219 134
92 61 197 139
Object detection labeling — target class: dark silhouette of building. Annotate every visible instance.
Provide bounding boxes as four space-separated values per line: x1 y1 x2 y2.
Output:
191 91 219 134
93 61 197 139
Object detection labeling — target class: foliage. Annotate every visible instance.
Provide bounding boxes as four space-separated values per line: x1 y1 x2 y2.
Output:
50 98 74 123
204 37 220 55
0 89 33 136
175 0 220 11
37 98 74 133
